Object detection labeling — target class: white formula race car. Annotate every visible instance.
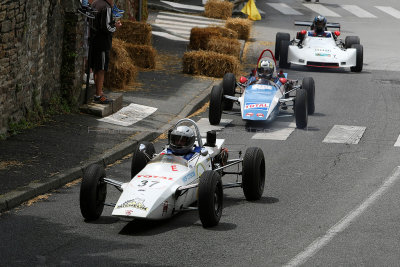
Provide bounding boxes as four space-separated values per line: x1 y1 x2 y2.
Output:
275 21 363 72
79 118 266 228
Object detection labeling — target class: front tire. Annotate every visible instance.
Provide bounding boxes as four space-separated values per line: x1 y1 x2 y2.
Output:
345 36 360 49
222 73 236 111
80 164 107 221
275 32 290 61
350 44 363 72
198 170 223 228
302 77 315 115
209 84 223 125
131 141 155 178
279 40 291 68
295 88 308 129
242 147 265 201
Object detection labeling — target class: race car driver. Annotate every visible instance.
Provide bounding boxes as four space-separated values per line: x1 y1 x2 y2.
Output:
168 125 199 161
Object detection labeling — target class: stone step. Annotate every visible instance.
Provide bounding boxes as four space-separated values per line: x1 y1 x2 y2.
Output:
79 92 123 117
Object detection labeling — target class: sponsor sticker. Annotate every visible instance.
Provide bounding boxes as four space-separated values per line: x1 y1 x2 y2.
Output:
256 113 264 118
137 174 174 181
183 171 196 182
252 84 274 90
246 112 253 117
117 198 148 211
245 103 270 110
315 53 331 57
171 165 178 171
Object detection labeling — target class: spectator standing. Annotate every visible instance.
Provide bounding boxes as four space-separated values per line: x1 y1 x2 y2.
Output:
90 0 122 104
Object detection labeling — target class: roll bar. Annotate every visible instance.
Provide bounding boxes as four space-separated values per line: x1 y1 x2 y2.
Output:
257 49 276 66
173 118 203 147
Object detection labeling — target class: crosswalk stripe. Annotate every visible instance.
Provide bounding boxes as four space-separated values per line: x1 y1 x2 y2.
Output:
375 6 400 19
157 14 224 25
323 125 366 144
341 5 377 18
152 31 188 41
161 0 205 11
154 19 220 28
153 23 201 31
251 122 296 141
303 4 341 17
394 135 400 147
159 11 225 23
197 118 232 137
267 3 303 15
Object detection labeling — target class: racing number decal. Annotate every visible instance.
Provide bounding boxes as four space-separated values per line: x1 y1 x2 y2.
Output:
138 180 160 188
171 165 178 171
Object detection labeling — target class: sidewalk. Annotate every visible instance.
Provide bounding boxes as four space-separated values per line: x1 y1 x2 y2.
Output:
0 4 245 212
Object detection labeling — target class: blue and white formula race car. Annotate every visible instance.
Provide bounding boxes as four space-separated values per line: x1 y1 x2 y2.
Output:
79 118 266 228
275 20 363 72
208 49 316 129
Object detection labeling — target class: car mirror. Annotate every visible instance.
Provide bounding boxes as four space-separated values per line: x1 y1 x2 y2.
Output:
139 144 146 152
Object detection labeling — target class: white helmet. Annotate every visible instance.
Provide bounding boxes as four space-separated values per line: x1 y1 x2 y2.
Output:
169 126 195 155
257 60 274 79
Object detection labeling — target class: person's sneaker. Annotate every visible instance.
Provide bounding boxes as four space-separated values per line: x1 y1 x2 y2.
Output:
112 9 123 18
94 95 113 104
113 5 125 14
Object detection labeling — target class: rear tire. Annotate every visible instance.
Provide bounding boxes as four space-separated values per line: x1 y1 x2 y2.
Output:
198 170 223 228
131 141 155 178
302 77 315 115
80 164 107 221
279 40 291 68
209 85 223 125
345 36 360 49
222 73 236 111
295 88 308 129
275 32 290 61
350 44 363 73
242 147 265 201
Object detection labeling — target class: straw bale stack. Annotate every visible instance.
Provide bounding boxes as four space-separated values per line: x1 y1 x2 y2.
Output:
206 37 241 58
189 27 222 50
204 0 234 20
104 38 137 90
113 20 152 45
124 43 156 69
207 26 238 39
182 50 240 78
225 18 252 41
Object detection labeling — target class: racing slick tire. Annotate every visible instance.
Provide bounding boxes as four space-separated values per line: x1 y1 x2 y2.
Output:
295 88 308 129
350 44 363 73
222 73 236 111
302 77 315 115
198 170 223 228
345 36 360 49
131 141 155 178
242 147 265 201
279 40 291 69
275 32 290 61
209 84 223 125
80 164 107 221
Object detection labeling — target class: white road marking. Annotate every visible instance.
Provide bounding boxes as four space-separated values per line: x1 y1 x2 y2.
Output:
159 11 225 23
251 122 296 141
153 23 196 31
303 4 341 17
394 134 400 147
161 0 205 11
323 125 366 144
154 19 219 28
152 31 189 41
284 166 400 267
341 5 377 18
98 103 157 126
375 6 400 19
196 118 232 136
267 3 303 15
157 14 224 25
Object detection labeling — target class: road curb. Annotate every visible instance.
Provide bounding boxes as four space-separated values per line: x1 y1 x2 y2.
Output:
0 82 216 213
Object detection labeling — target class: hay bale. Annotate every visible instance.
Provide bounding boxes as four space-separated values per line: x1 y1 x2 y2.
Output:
207 37 241 58
189 27 222 50
206 26 238 39
204 0 234 20
225 18 252 41
124 43 156 69
113 20 152 45
182 50 240 78
104 39 137 90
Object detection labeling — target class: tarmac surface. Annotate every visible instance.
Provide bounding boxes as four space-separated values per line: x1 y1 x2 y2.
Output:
0 0 247 212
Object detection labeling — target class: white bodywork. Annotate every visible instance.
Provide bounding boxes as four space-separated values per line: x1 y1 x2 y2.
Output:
111 139 224 220
288 33 357 68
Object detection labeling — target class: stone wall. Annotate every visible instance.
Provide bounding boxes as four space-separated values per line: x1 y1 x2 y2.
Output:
0 0 83 135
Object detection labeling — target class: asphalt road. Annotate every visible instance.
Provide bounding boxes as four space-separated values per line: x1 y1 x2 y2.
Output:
2 0 400 266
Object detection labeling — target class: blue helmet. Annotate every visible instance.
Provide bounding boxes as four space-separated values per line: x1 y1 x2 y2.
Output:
313 15 327 33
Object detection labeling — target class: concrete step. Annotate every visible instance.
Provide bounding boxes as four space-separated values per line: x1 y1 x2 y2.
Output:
79 92 123 117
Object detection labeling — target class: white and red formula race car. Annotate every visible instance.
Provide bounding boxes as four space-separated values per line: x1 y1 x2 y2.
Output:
79 118 266 228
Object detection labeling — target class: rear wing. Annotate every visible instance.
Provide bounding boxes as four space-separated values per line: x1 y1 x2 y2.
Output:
294 21 341 30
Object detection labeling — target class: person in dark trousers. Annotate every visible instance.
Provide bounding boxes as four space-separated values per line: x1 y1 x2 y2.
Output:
90 0 122 104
